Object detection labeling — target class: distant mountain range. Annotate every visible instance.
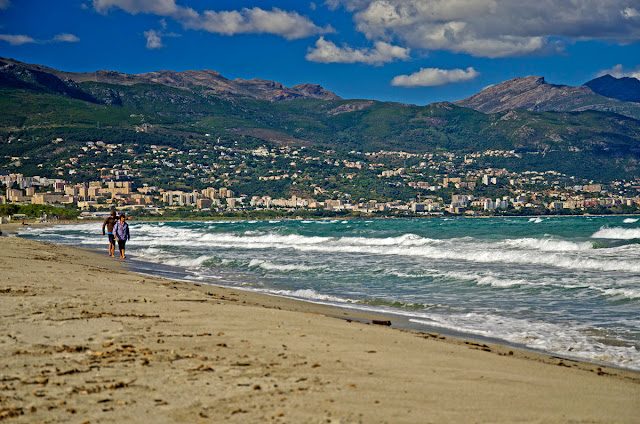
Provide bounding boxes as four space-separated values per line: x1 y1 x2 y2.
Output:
1 56 640 182
455 75 640 119
4 55 639 116
0 56 341 103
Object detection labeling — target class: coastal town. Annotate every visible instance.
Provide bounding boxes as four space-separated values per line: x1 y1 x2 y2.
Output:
2 139 640 218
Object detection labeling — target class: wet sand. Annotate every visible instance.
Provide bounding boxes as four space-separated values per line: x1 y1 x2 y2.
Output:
1 232 639 423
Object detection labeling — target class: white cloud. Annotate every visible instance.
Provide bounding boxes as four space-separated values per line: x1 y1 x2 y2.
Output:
93 0 189 17
391 67 479 87
144 29 163 49
93 1 331 40
0 33 80 45
0 34 36 45
328 0 640 58
306 36 409 65
623 8 640 18
597 64 640 80
53 33 80 43
187 7 333 40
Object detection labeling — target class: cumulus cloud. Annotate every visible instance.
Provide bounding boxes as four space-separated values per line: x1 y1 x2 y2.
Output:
0 34 36 45
93 0 193 17
186 7 333 40
93 0 331 40
597 64 640 80
53 33 80 43
391 67 479 87
142 20 181 50
328 0 640 58
306 37 409 65
144 29 163 49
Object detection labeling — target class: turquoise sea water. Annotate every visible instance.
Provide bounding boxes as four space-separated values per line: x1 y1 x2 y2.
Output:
21 216 640 370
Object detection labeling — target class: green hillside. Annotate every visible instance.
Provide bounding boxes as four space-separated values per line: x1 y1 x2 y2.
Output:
2 62 640 183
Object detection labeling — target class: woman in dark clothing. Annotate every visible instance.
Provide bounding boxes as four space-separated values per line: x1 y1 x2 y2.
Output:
113 214 130 259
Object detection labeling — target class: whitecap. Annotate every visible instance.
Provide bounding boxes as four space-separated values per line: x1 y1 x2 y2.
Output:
475 275 527 288
592 227 640 240
248 259 323 272
601 287 640 300
261 288 353 303
434 270 527 288
409 313 640 371
135 231 640 273
163 255 212 268
503 237 593 252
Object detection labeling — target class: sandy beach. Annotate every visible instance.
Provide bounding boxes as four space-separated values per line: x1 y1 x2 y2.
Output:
1 225 639 423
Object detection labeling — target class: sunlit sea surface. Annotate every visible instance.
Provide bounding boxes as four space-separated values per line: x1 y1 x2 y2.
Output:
21 216 640 370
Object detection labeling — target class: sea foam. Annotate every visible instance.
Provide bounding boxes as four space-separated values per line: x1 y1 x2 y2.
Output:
128 229 640 273
260 288 354 303
502 237 593 252
592 227 640 239
248 259 323 272
409 313 640 370
163 255 212 268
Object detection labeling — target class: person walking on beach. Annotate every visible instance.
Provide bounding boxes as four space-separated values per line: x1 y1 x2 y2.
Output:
113 214 130 259
102 210 118 257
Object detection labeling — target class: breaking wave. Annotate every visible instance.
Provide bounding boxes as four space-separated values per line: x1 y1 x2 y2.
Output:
502 237 593 252
409 313 640 370
591 227 640 240
260 288 354 303
248 259 324 272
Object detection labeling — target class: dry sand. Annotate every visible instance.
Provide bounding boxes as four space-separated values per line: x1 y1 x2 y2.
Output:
0 227 639 423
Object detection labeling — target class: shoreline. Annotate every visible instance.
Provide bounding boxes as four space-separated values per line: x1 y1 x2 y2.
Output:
4 227 541 363
8 220 640 373
2 228 640 422
127 257 636 373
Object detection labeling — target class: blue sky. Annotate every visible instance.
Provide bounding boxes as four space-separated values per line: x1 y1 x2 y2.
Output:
1 0 639 105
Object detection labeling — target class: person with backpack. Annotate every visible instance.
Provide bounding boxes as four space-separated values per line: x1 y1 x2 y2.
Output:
113 214 130 259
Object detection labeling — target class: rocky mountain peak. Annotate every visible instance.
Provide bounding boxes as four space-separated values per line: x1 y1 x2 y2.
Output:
454 76 558 113
290 83 341 100
478 76 546 98
235 78 287 90
453 74 640 120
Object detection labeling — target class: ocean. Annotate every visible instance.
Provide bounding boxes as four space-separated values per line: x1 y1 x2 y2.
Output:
20 216 640 371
